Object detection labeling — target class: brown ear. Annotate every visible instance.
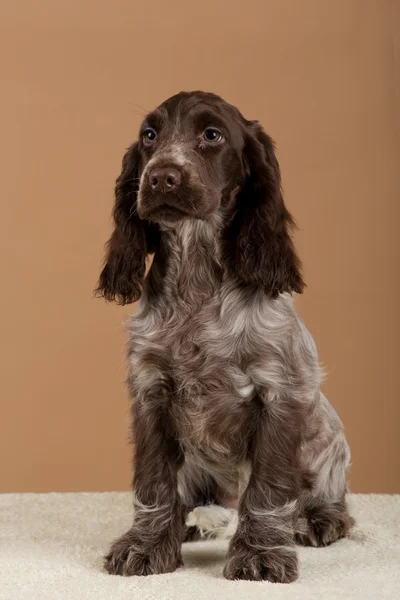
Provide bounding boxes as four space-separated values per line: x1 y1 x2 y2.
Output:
96 143 159 305
225 122 304 297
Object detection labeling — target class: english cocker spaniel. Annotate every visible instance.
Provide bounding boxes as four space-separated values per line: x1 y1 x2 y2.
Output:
96 91 353 583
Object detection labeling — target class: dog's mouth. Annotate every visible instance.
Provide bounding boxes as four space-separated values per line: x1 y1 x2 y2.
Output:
138 186 209 224
142 203 191 224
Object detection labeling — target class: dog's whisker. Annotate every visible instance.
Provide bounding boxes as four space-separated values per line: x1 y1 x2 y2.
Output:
128 101 152 114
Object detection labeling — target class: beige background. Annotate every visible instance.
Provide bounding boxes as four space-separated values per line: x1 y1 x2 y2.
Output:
1 1 399 493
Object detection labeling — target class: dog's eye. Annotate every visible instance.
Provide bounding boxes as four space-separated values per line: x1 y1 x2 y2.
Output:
203 128 223 143
143 129 157 144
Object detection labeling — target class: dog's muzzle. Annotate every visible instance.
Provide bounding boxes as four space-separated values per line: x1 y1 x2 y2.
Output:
138 164 196 223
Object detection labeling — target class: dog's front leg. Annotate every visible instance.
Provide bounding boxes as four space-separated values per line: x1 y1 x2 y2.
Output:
105 382 184 576
224 398 302 583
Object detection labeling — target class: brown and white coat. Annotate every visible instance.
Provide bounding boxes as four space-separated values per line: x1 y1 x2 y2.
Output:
97 91 353 583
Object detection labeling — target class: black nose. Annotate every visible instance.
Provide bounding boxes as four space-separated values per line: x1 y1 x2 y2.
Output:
148 167 182 193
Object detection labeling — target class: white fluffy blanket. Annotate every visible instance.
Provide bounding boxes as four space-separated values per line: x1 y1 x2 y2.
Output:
1 493 399 599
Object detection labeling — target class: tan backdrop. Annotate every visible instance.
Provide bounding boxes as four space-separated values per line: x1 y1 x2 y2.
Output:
1 0 399 493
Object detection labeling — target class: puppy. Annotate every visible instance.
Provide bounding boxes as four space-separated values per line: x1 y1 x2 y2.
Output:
97 91 353 582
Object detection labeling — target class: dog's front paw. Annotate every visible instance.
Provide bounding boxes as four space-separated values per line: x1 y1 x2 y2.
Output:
223 535 298 583
104 528 182 576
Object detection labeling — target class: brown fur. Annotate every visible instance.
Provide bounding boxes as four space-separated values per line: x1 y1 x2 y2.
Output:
97 91 353 583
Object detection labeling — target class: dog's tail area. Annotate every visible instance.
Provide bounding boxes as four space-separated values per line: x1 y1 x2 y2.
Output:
185 505 238 540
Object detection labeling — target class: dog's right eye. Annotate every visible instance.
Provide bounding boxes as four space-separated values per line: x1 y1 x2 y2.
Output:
143 129 157 144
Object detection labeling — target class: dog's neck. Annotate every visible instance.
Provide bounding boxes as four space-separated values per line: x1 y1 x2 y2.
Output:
147 216 224 308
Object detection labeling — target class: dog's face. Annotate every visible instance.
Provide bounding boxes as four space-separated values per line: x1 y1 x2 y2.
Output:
97 91 304 305
136 92 246 225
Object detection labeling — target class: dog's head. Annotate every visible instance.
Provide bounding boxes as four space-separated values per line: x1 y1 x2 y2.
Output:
97 91 304 304
136 92 246 224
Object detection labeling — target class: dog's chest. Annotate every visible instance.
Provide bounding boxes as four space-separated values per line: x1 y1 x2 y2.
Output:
128 296 257 462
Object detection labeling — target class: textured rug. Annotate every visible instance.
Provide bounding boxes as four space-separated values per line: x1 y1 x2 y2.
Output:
1 493 399 599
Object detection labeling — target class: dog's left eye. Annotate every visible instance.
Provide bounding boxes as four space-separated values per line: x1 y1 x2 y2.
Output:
203 128 223 143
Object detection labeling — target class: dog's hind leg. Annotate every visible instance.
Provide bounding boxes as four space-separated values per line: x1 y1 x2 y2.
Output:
185 505 238 540
295 497 354 547
296 420 354 547
179 459 239 541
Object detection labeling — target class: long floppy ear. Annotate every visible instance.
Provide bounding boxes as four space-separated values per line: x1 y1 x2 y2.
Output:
225 122 304 297
96 143 159 305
